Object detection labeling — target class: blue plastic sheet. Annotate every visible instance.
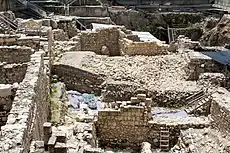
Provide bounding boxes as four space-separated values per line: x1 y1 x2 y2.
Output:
68 90 101 110
202 51 230 66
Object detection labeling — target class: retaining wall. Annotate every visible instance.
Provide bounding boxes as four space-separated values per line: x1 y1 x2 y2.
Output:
0 46 34 64
80 28 120 56
96 105 210 149
52 64 104 94
0 51 50 153
120 38 168 56
210 87 230 135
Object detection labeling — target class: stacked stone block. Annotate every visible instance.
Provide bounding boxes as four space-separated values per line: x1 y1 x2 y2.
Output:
96 94 210 150
80 27 121 56
0 51 50 153
96 94 152 149
120 38 168 56
210 88 230 135
0 34 40 51
0 84 12 128
187 53 225 80
52 64 104 94
0 46 34 64
31 122 68 153
0 63 27 84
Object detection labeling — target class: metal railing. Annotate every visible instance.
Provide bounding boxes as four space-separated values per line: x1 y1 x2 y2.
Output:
0 14 17 30
17 0 47 18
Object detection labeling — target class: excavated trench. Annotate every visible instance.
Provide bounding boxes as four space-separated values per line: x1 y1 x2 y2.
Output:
108 9 223 43
49 8 230 152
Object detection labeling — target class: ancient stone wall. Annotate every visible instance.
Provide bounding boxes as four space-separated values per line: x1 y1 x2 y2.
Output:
96 102 151 149
0 63 27 84
0 35 40 51
80 28 121 56
119 38 168 56
0 51 50 153
0 84 13 128
210 87 230 135
52 64 104 94
0 46 34 64
69 6 108 17
57 21 78 38
96 95 210 150
187 53 225 80
101 80 141 102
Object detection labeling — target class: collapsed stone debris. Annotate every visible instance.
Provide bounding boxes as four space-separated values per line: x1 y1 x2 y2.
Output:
0 1 230 153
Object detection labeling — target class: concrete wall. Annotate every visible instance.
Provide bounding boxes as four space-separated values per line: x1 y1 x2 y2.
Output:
0 51 50 153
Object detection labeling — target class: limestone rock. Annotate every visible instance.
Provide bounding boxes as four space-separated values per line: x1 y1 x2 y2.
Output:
101 46 110 55
201 14 230 47
53 29 69 41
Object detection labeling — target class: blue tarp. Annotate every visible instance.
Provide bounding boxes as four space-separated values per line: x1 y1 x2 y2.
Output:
202 51 230 66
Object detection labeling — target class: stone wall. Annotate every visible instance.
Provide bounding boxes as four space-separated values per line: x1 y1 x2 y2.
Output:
69 6 108 17
120 38 168 56
102 80 202 107
0 51 50 153
210 87 230 135
96 95 210 150
52 64 104 94
0 63 27 84
0 84 13 128
187 52 225 80
79 27 168 56
0 35 40 51
96 95 152 150
101 80 141 102
0 46 34 64
80 28 121 56
57 21 78 38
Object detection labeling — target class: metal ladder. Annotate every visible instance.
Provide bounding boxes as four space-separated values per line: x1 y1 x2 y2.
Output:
184 91 209 114
160 126 170 151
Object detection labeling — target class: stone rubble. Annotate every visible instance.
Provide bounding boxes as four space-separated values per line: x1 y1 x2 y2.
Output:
1 5 230 153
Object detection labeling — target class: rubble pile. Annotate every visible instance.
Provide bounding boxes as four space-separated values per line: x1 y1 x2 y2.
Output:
171 128 230 153
80 54 189 90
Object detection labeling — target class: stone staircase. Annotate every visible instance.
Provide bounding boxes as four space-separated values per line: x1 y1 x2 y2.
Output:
0 14 17 34
184 91 210 114
160 126 170 151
